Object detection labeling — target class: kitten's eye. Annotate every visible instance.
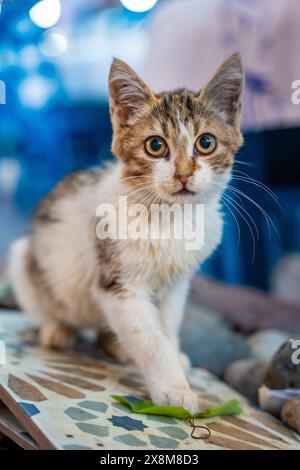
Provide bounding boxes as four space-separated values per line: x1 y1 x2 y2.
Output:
145 136 169 157
194 134 217 155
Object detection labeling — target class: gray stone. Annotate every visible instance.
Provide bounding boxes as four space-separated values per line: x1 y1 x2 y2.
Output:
248 330 289 362
224 358 268 403
181 303 251 377
265 338 300 389
184 303 227 329
281 396 300 433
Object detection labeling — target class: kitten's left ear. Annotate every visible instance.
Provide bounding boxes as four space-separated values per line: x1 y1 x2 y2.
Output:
109 58 155 126
201 53 244 128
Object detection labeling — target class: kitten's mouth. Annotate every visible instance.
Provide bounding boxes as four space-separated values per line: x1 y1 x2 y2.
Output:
172 188 195 196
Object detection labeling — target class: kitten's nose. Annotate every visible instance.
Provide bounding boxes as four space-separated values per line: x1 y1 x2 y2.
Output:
176 174 191 185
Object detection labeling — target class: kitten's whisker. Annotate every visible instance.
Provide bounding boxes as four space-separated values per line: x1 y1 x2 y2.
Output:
211 181 244 204
143 188 161 208
224 192 259 239
129 185 159 207
221 192 256 263
136 189 161 224
225 186 244 205
231 175 281 208
129 187 152 196
227 184 271 238
234 160 253 167
128 187 156 204
220 196 241 248
230 170 281 208
226 185 279 239
211 181 259 261
124 181 154 191
125 184 156 201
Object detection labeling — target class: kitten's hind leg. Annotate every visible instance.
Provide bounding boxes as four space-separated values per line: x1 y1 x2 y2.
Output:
9 237 76 350
96 332 132 363
39 322 76 350
9 237 55 323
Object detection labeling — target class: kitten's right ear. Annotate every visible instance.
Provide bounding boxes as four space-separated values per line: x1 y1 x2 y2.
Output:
109 59 155 126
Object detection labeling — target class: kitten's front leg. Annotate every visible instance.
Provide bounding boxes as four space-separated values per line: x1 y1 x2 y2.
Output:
159 277 191 372
93 287 198 413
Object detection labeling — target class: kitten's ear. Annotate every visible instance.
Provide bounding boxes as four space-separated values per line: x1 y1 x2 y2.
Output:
109 58 155 125
201 53 244 128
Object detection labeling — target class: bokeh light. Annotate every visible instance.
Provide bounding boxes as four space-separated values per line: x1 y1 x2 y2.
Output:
119 0 158 13
18 75 57 109
29 0 61 29
39 29 68 57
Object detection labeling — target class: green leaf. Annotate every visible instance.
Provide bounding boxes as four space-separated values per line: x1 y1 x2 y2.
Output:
111 396 243 420
194 399 243 418
111 395 191 419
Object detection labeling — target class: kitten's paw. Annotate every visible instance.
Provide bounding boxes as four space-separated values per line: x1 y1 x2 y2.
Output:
179 353 191 373
39 323 75 350
151 386 198 415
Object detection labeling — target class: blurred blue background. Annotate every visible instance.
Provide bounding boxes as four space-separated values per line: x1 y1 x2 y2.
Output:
1 0 300 292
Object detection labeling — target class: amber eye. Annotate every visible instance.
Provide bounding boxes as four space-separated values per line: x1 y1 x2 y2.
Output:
145 136 169 157
194 134 217 155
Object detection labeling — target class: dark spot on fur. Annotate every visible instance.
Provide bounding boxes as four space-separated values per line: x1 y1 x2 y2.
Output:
32 168 103 232
94 236 128 297
35 212 60 224
99 273 124 293
26 252 45 283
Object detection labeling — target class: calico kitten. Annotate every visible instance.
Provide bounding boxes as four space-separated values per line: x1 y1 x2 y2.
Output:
9 54 244 412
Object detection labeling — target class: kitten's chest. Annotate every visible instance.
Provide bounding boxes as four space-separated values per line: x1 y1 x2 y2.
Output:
124 238 198 290
123 205 223 288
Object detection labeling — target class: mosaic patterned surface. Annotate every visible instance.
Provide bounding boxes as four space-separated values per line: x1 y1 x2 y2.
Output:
0 312 300 450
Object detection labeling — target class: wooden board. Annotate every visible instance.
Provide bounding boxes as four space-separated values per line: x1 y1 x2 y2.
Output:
0 401 38 450
0 311 299 450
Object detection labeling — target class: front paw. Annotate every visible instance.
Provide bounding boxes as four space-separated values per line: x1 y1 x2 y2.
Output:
150 385 198 415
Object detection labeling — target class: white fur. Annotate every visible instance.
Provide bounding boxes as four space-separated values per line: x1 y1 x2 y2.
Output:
9 159 225 413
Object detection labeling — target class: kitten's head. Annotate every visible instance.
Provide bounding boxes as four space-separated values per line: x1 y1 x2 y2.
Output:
109 54 244 204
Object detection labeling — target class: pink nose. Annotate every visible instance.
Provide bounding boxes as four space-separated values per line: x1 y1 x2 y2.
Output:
176 175 190 185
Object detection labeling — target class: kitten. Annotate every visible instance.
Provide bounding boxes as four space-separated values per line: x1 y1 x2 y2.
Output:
9 54 244 412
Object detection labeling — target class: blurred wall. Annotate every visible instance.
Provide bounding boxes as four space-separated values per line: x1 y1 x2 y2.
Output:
1 0 300 290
